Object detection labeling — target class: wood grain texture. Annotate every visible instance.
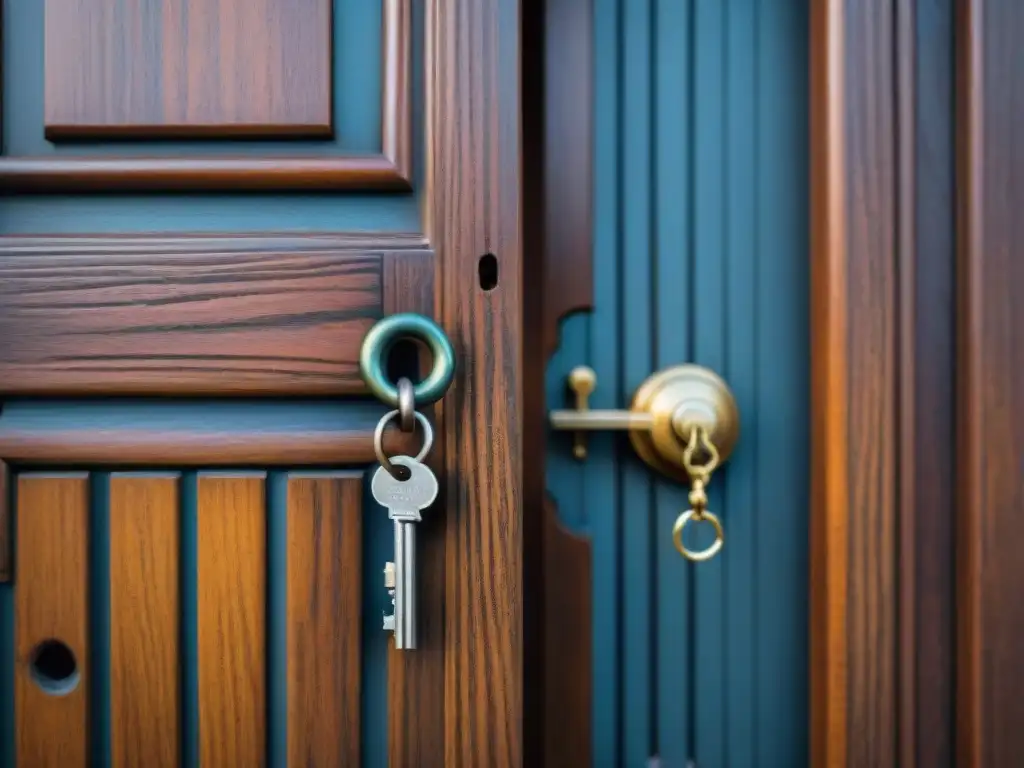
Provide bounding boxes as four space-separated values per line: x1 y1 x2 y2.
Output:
427 1 524 765
898 1 957 766
44 0 332 140
809 1 898 766
0 405 420 466
109 474 181 768
957 0 1024 764
0 235 438 396
0 460 9 582
521 1 592 761
2 0 411 192
15 473 90 768
542 499 591 767
541 0 593 356
197 473 266 767
383 249 447 766
286 474 362 767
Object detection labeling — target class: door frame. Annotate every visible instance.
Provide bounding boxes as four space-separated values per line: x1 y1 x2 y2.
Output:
529 0 962 766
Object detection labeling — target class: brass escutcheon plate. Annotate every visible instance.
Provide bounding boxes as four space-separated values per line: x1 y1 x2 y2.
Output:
629 365 740 482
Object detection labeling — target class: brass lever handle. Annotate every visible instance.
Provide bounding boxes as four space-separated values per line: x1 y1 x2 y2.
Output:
549 363 741 562
549 364 739 483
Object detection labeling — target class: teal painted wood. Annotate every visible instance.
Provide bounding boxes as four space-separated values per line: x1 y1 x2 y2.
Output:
181 472 200 768
90 475 112 768
0 483 12 768
546 0 809 765
0 0 422 234
267 472 289 768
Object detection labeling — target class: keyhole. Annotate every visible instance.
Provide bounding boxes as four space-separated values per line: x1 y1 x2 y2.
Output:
29 639 80 696
478 253 498 291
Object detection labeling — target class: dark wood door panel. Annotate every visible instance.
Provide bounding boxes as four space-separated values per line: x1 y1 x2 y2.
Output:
0 237 431 396
2 0 412 191
44 0 333 141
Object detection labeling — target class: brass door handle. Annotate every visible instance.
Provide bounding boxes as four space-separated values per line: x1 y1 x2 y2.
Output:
550 364 739 481
549 364 740 562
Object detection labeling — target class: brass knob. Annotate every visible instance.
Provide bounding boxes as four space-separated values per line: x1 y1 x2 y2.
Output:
550 364 740 483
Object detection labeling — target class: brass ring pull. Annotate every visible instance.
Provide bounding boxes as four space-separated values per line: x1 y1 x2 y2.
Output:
672 510 725 562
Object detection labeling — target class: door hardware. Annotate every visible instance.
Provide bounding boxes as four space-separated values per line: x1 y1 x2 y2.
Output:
550 364 739 561
361 314 455 650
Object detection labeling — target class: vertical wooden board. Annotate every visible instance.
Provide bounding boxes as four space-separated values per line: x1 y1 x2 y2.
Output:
286 473 363 766
109 474 181 768
15 473 89 768
428 1 524 765
197 473 266 767
958 0 1024 764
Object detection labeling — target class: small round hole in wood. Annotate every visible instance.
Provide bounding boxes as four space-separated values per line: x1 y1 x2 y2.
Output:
29 639 80 696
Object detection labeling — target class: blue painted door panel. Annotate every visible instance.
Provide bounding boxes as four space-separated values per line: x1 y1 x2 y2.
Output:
547 1 810 765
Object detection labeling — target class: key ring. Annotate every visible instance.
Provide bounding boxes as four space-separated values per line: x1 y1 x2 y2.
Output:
374 410 434 481
397 377 416 432
360 314 456 406
672 509 725 562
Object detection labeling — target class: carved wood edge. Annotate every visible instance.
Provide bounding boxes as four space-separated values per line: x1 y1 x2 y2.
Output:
0 425 418 467
956 0 1024 763
527 1 595 764
541 0 594 357
0 0 413 193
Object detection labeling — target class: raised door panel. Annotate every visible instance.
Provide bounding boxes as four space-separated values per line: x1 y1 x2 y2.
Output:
45 0 333 140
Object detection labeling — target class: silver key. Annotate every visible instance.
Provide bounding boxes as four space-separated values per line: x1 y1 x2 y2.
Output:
371 456 438 650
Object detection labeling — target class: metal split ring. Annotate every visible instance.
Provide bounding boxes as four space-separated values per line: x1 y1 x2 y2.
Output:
672 509 725 562
374 410 434 481
397 377 416 432
360 314 456 406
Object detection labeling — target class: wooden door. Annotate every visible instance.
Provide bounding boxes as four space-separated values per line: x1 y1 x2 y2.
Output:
0 1 523 767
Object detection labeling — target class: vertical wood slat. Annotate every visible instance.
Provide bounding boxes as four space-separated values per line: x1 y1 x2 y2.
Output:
15 473 90 768
957 0 1024 764
197 473 266 767
428 1 524 765
809 0 899 766
286 473 363 766
109 474 181 768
